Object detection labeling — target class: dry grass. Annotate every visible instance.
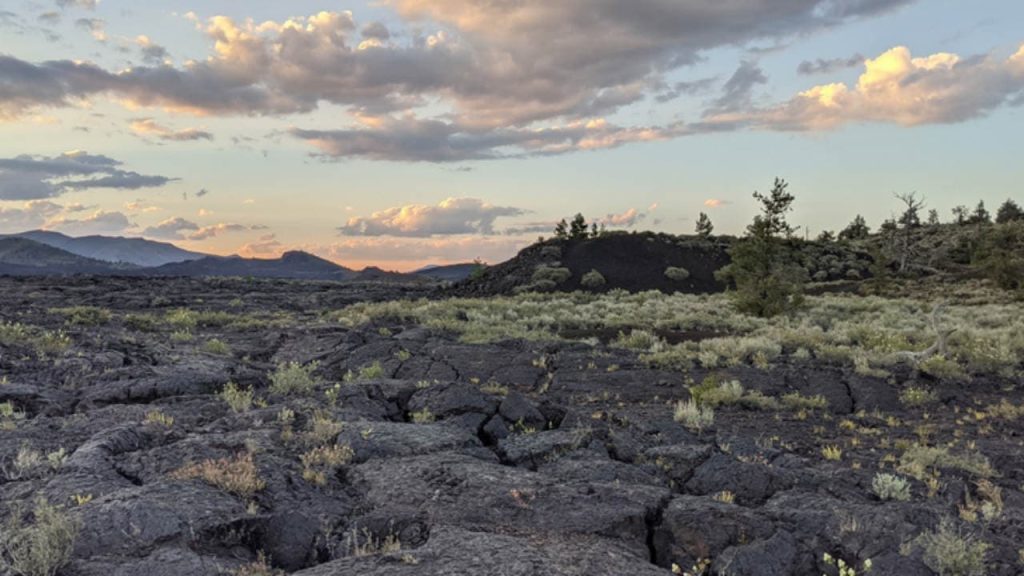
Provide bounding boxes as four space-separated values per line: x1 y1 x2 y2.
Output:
171 452 265 498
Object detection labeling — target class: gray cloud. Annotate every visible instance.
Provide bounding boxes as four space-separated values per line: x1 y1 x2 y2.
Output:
339 197 526 237
46 210 134 236
0 151 177 200
292 117 685 162
56 0 98 9
0 200 63 232
141 217 262 241
130 118 213 142
707 61 768 114
1 2 914 129
797 54 865 75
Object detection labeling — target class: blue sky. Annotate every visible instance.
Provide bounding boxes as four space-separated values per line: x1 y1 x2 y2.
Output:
1 0 1022 270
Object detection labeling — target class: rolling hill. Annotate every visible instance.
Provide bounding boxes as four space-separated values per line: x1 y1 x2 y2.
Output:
5 230 206 267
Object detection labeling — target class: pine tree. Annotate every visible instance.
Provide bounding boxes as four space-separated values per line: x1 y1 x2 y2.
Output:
695 212 714 238
996 199 1024 224
838 215 870 240
553 219 568 239
569 213 589 239
968 201 991 224
716 178 805 317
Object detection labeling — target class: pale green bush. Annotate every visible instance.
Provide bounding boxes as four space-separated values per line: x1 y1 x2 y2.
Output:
0 497 80 576
872 472 911 501
269 362 319 395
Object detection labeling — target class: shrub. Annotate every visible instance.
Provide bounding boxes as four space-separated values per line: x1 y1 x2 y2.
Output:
821 445 843 461
780 392 828 411
1 401 25 431
202 339 231 356
531 266 572 285
269 361 319 395
49 306 111 326
0 497 80 576
872 472 911 501
143 410 174 428
303 412 343 446
300 444 354 485
664 267 691 282
900 386 938 407
898 444 994 481
919 519 988 576
674 399 713 432
409 408 435 424
171 452 265 498
580 269 606 289
344 361 385 382
232 552 284 576
221 381 254 413
973 222 1024 291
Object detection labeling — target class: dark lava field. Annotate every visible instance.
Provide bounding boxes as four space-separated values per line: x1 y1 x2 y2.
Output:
1 276 1022 576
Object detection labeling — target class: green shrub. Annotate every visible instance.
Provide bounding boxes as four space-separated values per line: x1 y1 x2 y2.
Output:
221 382 254 413
531 266 572 285
344 361 385 382
872 472 911 501
202 339 231 356
49 306 111 326
580 269 606 289
674 399 713 432
900 386 938 407
898 444 994 481
269 361 319 395
0 497 80 576
664 267 691 282
919 519 988 576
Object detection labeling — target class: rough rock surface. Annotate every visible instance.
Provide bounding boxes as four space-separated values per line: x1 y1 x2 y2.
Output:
0 276 1021 575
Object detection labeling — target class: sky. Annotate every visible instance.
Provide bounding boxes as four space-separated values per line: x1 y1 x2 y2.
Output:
1 0 1022 271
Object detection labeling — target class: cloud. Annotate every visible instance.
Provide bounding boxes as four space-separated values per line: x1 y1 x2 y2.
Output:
0 2 916 160
704 199 730 208
599 208 644 228
129 118 213 141
141 217 197 240
309 235 530 267
708 61 768 114
74 17 106 42
195 188 209 197
141 216 262 241
293 116 683 162
340 197 526 237
44 210 134 236
135 36 170 65
705 44 1024 130
0 150 177 199
238 234 282 257
0 200 63 232
57 0 98 9
797 54 865 75
124 199 160 213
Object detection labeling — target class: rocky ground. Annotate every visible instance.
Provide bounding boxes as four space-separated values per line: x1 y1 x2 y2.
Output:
1 276 1022 576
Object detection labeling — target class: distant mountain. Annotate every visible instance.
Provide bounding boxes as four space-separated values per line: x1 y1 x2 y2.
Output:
142 250 360 280
413 262 481 282
5 230 206 267
0 237 136 276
